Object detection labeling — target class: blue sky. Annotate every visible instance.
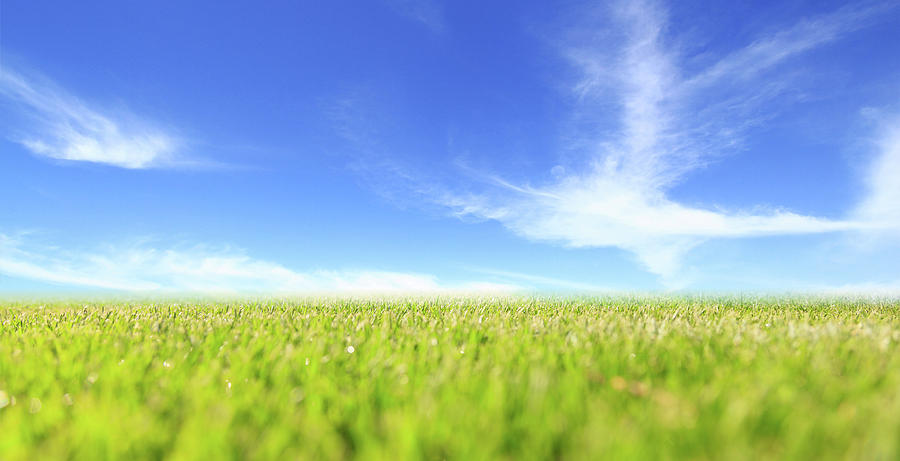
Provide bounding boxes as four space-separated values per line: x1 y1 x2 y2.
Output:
1 0 900 293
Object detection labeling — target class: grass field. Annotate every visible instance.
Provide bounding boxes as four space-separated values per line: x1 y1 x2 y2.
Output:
1 296 900 460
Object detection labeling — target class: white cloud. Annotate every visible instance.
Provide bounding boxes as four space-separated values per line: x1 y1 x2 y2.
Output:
683 1 895 91
385 0 445 32
0 233 520 293
429 0 893 283
856 116 900 229
0 66 184 169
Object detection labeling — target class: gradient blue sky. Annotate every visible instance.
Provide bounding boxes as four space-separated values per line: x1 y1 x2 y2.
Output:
2 0 900 293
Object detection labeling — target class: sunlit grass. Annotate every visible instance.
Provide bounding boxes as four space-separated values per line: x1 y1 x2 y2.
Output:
1 296 899 460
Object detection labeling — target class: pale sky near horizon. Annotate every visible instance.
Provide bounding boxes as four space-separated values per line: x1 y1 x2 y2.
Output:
2 0 900 294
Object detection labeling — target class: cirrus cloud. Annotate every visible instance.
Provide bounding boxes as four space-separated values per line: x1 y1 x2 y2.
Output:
0 65 187 169
424 0 898 284
0 233 522 293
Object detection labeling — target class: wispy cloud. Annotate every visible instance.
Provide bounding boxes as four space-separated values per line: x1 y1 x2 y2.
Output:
422 0 895 283
385 0 445 32
0 233 519 293
0 65 187 169
683 1 895 91
856 113 900 229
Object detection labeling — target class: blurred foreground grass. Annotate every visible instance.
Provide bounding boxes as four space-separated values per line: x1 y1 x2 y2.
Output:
1 296 900 460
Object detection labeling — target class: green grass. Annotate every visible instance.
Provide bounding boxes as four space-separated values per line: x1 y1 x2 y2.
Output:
1 296 900 460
